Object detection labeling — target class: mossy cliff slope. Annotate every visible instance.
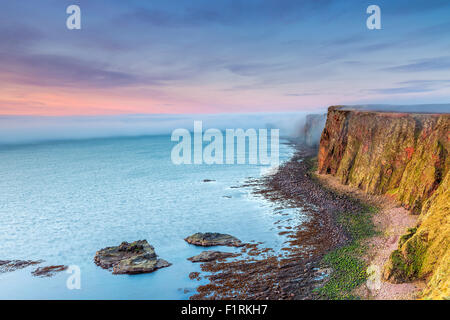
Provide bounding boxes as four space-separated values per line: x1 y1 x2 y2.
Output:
317 106 449 299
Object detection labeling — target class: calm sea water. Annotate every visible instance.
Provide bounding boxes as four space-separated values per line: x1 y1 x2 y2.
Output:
0 135 301 299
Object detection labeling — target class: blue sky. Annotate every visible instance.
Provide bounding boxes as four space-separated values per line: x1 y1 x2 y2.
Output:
1 0 450 115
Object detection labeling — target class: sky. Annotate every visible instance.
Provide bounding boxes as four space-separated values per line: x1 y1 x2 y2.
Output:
1 0 450 116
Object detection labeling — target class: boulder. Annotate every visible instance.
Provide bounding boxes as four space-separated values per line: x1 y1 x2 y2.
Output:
188 251 239 262
184 233 244 247
94 240 171 275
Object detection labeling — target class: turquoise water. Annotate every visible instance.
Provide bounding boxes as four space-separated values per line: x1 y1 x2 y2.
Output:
0 135 300 299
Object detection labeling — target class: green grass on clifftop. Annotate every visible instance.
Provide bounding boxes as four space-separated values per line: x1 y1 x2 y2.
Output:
315 197 379 299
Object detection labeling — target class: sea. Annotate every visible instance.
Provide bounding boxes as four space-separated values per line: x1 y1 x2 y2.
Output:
0 133 309 299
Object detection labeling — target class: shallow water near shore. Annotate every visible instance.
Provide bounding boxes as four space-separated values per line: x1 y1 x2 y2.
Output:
0 135 302 299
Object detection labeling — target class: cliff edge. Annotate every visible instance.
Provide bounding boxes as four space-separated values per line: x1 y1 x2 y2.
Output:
317 105 449 299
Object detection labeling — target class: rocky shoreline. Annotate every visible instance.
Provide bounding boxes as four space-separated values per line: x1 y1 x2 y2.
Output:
0 147 423 299
2 134 433 299
189 144 373 300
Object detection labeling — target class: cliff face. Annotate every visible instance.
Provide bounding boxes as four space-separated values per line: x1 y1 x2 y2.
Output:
318 106 449 299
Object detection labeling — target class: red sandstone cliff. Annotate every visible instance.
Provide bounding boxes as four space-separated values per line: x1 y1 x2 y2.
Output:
317 106 449 299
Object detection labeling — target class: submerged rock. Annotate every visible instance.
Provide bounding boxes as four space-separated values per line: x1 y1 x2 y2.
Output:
32 265 68 277
0 260 43 273
184 233 244 247
188 251 239 263
94 240 171 275
189 272 201 280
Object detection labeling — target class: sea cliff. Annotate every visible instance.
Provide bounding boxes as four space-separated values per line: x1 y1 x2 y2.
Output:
317 106 449 299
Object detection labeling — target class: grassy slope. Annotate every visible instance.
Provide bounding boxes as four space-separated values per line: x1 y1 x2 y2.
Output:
307 157 379 299
316 204 378 299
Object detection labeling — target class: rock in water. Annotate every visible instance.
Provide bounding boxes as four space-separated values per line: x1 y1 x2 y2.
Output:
94 240 171 275
184 233 244 247
188 251 239 262
32 265 68 277
0 260 43 273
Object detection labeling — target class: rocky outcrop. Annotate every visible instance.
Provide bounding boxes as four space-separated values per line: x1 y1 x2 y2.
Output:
94 240 171 275
0 260 43 273
188 251 239 262
0 260 69 278
318 106 449 299
184 233 244 247
32 265 68 277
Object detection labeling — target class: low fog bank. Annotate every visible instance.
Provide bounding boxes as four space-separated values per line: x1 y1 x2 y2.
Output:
301 113 327 147
340 104 450 114
0 111 327 145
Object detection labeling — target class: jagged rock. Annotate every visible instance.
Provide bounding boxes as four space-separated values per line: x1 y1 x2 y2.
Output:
184 233 244 247
0 260 43 273
32 265 68 277
188 251 239 262
94 240 171 275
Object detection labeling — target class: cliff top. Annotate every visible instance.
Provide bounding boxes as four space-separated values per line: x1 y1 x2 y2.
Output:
331 104 450 114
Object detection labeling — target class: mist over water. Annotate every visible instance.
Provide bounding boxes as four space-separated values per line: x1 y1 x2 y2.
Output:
2 104 447 146
0 112 324 145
